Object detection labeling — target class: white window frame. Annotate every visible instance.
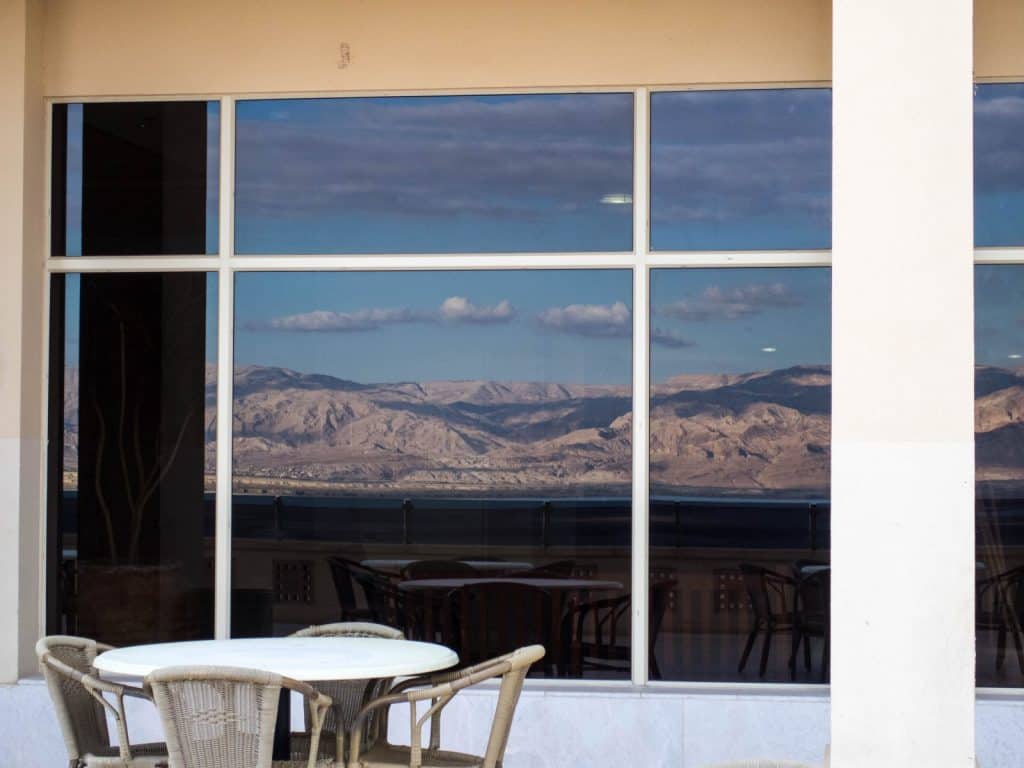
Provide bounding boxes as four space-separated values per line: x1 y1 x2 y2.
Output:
41 82 837 693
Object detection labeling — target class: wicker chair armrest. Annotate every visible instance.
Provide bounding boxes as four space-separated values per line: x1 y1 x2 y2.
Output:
281 677 333 768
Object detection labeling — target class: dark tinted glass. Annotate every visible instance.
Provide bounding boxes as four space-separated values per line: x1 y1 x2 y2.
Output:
234 94 634 254
975 265 1024 686
650 89 831 251
51 101 219 256
231 270 632 678
47 272 218 644
975 84 1024 247
649 267 831 682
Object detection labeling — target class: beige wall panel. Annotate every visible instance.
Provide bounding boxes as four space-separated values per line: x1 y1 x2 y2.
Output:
976 0 1024 78
43 0 831 97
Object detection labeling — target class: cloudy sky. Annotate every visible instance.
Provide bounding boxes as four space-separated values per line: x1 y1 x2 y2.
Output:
975 83 1024 246
650 88 832 250
234 94 635 254
232 267 832 385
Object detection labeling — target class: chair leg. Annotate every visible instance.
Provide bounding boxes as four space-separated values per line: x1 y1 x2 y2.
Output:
789 630 801 681
997 625 1007 671
738 627 759 673
821 635 830 684
1012 626 1024 675
758 628 773 678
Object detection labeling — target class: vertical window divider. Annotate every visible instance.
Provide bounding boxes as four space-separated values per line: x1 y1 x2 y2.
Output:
214 96 236 639
631 87 651 687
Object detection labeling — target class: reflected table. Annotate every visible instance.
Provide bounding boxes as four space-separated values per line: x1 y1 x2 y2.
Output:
362 559 534 573
95 637 458 759
397 578 624 675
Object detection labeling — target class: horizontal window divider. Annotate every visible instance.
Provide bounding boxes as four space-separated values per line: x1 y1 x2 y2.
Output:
644 250 832 267
225 253 642 271
45 256 221 272
973 247 1024 263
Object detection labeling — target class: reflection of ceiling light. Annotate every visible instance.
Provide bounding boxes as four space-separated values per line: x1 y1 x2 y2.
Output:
1011 354 1022 359
761 347 777 353
600 193 632 205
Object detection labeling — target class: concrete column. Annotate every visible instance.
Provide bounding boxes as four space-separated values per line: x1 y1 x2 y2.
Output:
831 1 975 766
0 0 46 682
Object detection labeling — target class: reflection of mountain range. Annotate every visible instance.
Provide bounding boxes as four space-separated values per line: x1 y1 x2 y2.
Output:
60 363 1024 496
976 366 1024 485
65 363 831 495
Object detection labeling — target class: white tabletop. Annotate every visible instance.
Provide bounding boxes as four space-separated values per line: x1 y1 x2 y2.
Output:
94 637 458 681
362 559 533 572
397 577 623 592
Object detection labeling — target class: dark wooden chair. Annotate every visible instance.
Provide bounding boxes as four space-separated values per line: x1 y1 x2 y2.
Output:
328 557 410 634
978 565 1024 674
738 563 796 678
565 579 673 679
790 568 830 682
450 582 557 676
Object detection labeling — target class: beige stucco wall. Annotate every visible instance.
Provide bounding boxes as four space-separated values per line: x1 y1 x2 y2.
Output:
41 0 833 97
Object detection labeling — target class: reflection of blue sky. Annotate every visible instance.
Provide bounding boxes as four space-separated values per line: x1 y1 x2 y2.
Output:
650 89 832 251
61 102 219 256
976 84 1024 247
62 273 219 366
651 268 830 379
975 265 1024 365
235 271 633 384
234 95 634 254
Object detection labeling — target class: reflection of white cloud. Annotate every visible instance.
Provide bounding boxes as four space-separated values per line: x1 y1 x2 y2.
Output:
261 307 429 332
601 193 633 205
652 328 695 349
440 296 516 324
253 296 516 332
536 301 631 338
975 96 1024 118
659 283 801 322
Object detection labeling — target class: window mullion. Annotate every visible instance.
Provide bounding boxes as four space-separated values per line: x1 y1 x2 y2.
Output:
632 87 651 686
214 96 235 640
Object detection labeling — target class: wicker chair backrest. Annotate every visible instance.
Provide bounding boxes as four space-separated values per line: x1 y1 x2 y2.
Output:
146 666 286 768
36 635 111 762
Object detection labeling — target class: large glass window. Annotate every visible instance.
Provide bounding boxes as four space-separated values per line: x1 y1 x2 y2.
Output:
230 270 632 677
975 84 1024 247
650 89 831 251
234 94 634 254
974 265 1024 687
51 102 220 256
47 272 218 645
649 268 831 682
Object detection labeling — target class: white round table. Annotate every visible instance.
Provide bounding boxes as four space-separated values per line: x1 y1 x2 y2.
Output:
94 637 458 680
397 577 623 592
96 637 458 761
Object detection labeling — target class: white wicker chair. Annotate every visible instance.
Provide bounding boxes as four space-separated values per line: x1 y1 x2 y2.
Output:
36 635 169 768
347 644 545 768
288 622 404 761
145 665 334 768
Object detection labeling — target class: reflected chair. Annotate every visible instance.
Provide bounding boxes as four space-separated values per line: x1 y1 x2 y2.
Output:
145 665 333 768
790 569 830 682
737 564 796 678
451 583 556 676
288 622 404 762
328 558 409 634
401 561 480 580
565 579 673 679
346 645 545 768
36 635 169 767
979 565 1024 674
